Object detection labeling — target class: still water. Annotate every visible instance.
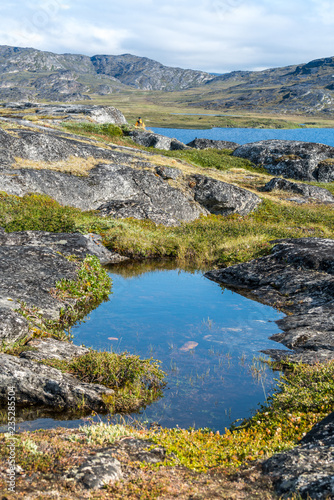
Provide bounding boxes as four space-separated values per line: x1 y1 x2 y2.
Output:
151 126 334 147
15 261 287 433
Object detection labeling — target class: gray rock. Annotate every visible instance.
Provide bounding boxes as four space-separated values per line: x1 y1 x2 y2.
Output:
189 174 262 216
233 140 334 181
0 353 113 410
2 102 127 125
262 177 334 203
66 454 122 489
66 437 171 490
187 138 239 150
20 338 89 362
155 165 182 180
262 412 334 499
0 230 126 265
0 164 205 226
317 160 334 182
205 238 334 361
0 308 29 345
129 130 189 150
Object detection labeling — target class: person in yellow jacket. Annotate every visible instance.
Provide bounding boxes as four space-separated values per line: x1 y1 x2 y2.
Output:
135 117 145 128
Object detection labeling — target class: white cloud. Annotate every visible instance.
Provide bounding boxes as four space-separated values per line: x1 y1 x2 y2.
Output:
0 0 333 73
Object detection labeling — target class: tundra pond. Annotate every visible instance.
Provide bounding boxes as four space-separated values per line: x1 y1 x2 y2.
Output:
15 261 286 433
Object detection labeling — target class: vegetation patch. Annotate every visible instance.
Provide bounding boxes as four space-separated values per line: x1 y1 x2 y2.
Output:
13 155 108 176
41 350 166 413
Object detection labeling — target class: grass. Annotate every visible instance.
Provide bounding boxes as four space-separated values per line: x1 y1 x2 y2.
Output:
42 350 166 413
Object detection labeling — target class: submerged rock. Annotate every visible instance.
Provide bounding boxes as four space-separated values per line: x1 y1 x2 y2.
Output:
0 353 113 411
262 177 334 203
263 411 334 499
129 130 188 150
205 238 334 363
187 138 239 150
189 174 262 216
233 140 334 181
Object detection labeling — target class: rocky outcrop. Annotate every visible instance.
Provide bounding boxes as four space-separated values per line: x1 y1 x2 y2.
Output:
0 229 120 349
1 102 127 125
189 174 262 216
187 138 240 150
263 411 334 499
262 177 334 203
129 130 188 150
0 354 113 411
233 140 334 182
0 230 126 265
66 437 171 490
0 125 262 225
205 238 334 363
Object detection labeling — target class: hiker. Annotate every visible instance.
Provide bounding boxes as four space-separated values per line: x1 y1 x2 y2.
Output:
135 117 145 128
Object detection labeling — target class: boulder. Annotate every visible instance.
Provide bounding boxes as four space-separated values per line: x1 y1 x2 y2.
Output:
233 140 334 181
155 165 182 180
187 138 239 150
129 130 188 150
0 353 113 411
205 238 334 362
262 177 334 203
262 411 334 499
189 174 262 216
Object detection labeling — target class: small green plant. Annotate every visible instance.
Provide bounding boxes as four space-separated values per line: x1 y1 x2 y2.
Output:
42 349 166 413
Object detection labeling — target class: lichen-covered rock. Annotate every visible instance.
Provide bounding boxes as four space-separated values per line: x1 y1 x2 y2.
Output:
205 238 334 362
0 230 126 265
262 177 334 203
66 437 170 490
233 140 334 181
20 338 89 362
0 164 206 226
155 165 182 180
129 130 188 150
0 354 113 410
262 411 334 499
187 138 239 150
189 174 262 215
0 308 29 345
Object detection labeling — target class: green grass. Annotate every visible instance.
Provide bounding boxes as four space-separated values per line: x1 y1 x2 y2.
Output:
42 350 166 413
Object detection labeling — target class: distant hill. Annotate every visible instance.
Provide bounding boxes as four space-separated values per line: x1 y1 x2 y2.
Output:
0 45 213 101
0 45 334 115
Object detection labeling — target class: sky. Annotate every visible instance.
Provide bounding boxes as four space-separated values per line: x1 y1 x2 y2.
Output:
1 0 334 74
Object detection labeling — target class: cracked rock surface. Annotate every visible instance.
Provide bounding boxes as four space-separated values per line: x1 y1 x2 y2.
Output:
262 411 334 499
233 139 334 181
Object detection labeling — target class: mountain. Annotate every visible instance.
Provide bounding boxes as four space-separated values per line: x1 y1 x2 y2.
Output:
0 45 213 102
185 56 334 115
0 45 334 115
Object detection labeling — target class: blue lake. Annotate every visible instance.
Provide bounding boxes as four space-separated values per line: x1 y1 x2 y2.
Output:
151 126 334 147
15 262 288 433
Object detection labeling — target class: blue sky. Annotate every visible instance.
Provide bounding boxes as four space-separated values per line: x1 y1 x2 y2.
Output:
1 0 334 73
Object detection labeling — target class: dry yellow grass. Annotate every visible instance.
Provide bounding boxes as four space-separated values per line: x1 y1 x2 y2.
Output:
13 155 111 176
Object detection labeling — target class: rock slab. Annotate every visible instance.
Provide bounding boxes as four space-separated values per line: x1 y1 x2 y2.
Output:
263 411 334 499
233 140 334 182
262 177 334 203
